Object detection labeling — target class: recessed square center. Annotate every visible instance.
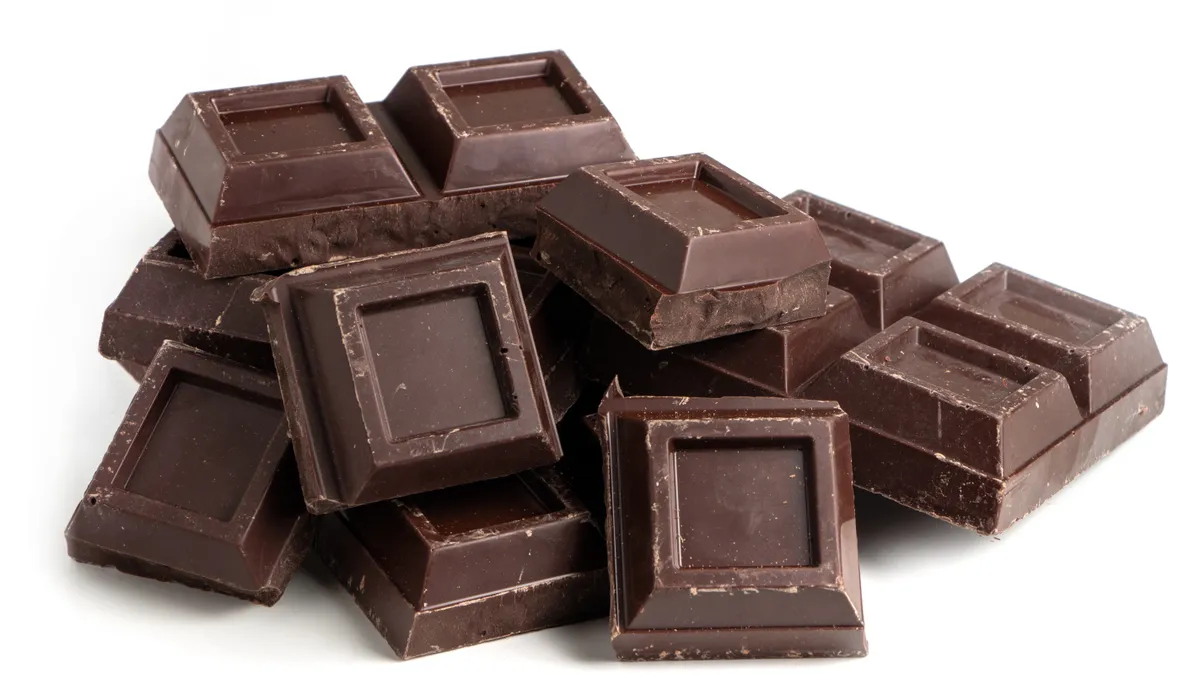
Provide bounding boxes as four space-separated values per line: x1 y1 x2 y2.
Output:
444 73 584 127
125 374 281 521
629 179 761 230
221 100 364 155
409 474 559 535
672 445 814 568
359 290 510 442
962 273 1120 344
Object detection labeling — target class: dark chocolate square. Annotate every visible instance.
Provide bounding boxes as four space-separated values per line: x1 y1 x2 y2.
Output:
440 58 589 126
255 233 561 514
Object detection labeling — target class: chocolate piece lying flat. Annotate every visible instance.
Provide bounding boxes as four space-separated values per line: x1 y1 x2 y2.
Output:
585 288 872 398
786 190 958 330
151 51 634 279
254 233 561 514
808 268 1167 534
99 232 275 379
315 468 607 659
597 385 865 660
535 155 831 349
65 341 313 605
513 243 592 421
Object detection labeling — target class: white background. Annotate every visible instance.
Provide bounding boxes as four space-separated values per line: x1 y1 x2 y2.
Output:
2 1 1196 672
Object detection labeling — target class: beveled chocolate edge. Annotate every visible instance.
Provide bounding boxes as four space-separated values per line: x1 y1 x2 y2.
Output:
534 210 830 350
253 233 560 514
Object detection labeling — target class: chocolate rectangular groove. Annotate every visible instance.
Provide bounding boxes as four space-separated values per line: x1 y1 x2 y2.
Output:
869 324 1036 407
216 85 366 155
357 285 517 443
438 57 590 126
121 370 284 522
408 473 565 536
670 438 816 569
609 159 787 228
960 268 1123 343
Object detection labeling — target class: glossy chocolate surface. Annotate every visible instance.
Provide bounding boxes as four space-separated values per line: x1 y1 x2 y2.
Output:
99 231 275 378
65 342 313 604
254 233 560 514
535 155 831 349
808 266 1167 533
585 287 872 398
597 385 865 659
151 51 634 279
786 190 959 330
315 468 606 659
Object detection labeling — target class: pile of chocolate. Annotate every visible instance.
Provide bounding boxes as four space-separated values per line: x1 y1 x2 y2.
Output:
68 50 1167 660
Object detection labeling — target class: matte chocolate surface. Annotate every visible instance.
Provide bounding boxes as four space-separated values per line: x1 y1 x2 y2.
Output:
65 342 313 605
787 190 959 331
535 154 831 349
584 287 873 398
99 231 275 378
151 51 634 278
254 233 561 514
597 385 865 659
807 266 1166 533
315 468 607 659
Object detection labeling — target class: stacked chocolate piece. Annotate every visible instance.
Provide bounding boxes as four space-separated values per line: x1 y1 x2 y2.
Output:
69 49 1167 661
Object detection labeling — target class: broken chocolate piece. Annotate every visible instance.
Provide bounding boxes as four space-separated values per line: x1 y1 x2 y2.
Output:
65 341 313 605
535 154 831 349
151 51 634 279
254 233 561 514
315 468 607 659
786 190 958 330
597 384 865 659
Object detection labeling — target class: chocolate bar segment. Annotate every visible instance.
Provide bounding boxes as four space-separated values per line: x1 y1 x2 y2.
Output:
315 468 607 659
64 342 313 604
99 231 274 378
383 51 633 193
918 263 1162 414
254 233 561 514
807 286 1166 534
536 155 831 349
584 288 872 398
786 190 958 330
598 386 865 659
152 52 634 279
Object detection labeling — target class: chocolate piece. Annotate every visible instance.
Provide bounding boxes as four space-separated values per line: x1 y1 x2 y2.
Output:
597 385 865 659
585 287 873 398
99 231 274 378
64 341 313 605
786 190 958 330
512 243 592 420
254 233 561 514
315 468 607 659
151 51 634 279
535 154 831 349
807 273 1167 534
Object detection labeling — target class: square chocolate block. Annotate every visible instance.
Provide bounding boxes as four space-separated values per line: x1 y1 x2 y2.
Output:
150 52 635 279
584 287 873 398
787 190 959 330
597 386 865 659
918 263 1163 414
254 233 561 514
99 231 275 378
535 154 831 349
807 312 1167 534
315 468 607 659
64 342 313 605
382 50 633 193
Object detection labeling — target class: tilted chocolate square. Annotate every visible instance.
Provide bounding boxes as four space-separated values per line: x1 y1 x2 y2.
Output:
536 154 831 349
315 468 607 659
597 385 865 659
254 233 561 514
787 190 959 331
64 342 313 605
